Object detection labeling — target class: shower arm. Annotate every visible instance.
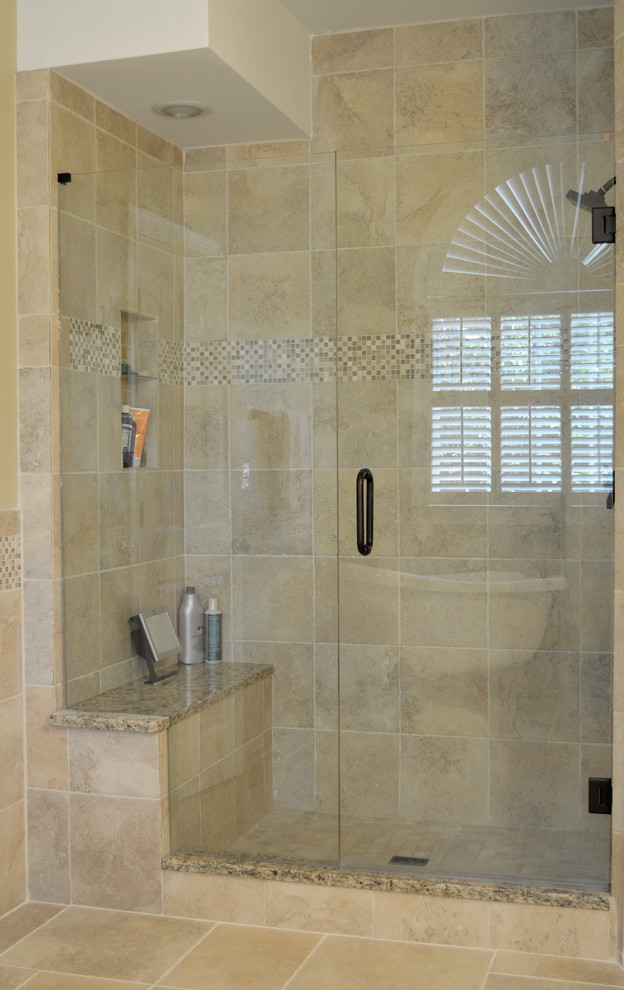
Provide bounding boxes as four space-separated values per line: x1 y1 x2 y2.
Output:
598 177 616 196
565 175 616 213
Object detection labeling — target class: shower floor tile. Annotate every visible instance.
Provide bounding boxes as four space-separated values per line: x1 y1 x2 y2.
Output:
226 807 610 890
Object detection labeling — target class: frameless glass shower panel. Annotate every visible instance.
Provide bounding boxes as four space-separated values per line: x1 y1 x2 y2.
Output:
168 149 341 866
336 136 614 890
58 164 184 708
480 133 614 888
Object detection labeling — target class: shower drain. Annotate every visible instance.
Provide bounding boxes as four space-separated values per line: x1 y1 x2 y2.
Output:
389 855 430 866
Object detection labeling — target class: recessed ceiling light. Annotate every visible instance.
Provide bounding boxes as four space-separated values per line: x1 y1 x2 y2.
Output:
152 101 212 119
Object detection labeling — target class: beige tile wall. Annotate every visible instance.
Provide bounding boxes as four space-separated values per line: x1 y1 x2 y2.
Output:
64 726 164 911
0 510 25 914
57 126 185 705
169 678 273 854
16 68 182 901
182 146 339 817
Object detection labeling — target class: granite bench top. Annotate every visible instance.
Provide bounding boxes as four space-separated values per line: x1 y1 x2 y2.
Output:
50 661 273 733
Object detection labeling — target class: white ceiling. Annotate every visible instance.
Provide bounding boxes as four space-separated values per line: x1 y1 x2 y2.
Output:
60 48 309 148
280 0 612 33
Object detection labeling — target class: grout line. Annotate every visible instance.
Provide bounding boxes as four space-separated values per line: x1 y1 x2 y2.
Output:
479 943 497 990
280 932 328 990
30 969 150 988
0 902 67 961
11 970 42 990
144 919 217 987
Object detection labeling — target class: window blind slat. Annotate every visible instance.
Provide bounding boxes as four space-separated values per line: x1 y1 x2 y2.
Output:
571 404 613 491
430 312 613 493
431 406 492 491
432 318 491 391
500 316 561 389
501 406 562 491
570 313 614 388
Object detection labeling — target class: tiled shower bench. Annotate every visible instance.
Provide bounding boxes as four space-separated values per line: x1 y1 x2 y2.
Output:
49 660 612 954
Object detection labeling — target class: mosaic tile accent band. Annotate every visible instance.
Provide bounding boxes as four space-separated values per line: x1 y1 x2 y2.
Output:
337 333 426 384
186 333 429 385
69 319 121 375
67 318 430 385
0 534 22 592
69 316 600 387
158 338 184 385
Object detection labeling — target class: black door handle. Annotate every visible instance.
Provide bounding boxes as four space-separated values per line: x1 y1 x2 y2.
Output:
607 470 615 508
356 468 374 556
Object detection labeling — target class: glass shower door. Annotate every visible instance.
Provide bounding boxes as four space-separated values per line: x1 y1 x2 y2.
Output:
335 135 614 889
178 148 342 868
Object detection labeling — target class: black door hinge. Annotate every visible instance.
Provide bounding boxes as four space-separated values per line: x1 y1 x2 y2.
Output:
592 205 616 244
588 777 612 814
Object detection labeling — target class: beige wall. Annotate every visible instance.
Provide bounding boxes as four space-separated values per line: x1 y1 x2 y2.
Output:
57 118 185 706
0 0 18 509
15 69 185 902
0 0 25 917
0 505 24 915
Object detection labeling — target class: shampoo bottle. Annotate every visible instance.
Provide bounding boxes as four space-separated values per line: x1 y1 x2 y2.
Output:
203 598 222 663
178 586 204 664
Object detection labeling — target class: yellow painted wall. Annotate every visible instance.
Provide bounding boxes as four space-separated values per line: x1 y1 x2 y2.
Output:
0 0 17 509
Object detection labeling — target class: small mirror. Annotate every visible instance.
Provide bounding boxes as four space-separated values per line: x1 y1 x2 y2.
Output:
130 608 180 684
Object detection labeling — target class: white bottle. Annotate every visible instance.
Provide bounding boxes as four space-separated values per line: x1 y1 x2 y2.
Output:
178 586 203 664
203 598 222 663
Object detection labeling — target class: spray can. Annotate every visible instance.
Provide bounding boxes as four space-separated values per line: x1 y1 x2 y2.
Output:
203 598 222 663
178 586 203 664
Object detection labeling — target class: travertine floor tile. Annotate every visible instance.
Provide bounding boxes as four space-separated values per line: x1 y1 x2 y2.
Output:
0 913 621 990
492 951 624 986
286 935 493 990
0 908 210 983
486 978 624 990
0 905 63 955
157 924 321 989
0 966 36 990
21 974 150 989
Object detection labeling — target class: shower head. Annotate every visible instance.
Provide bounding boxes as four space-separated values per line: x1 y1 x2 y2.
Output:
566 176 616 213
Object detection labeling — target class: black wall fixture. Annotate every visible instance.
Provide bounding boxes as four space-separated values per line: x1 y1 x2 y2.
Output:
566 176 616 244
